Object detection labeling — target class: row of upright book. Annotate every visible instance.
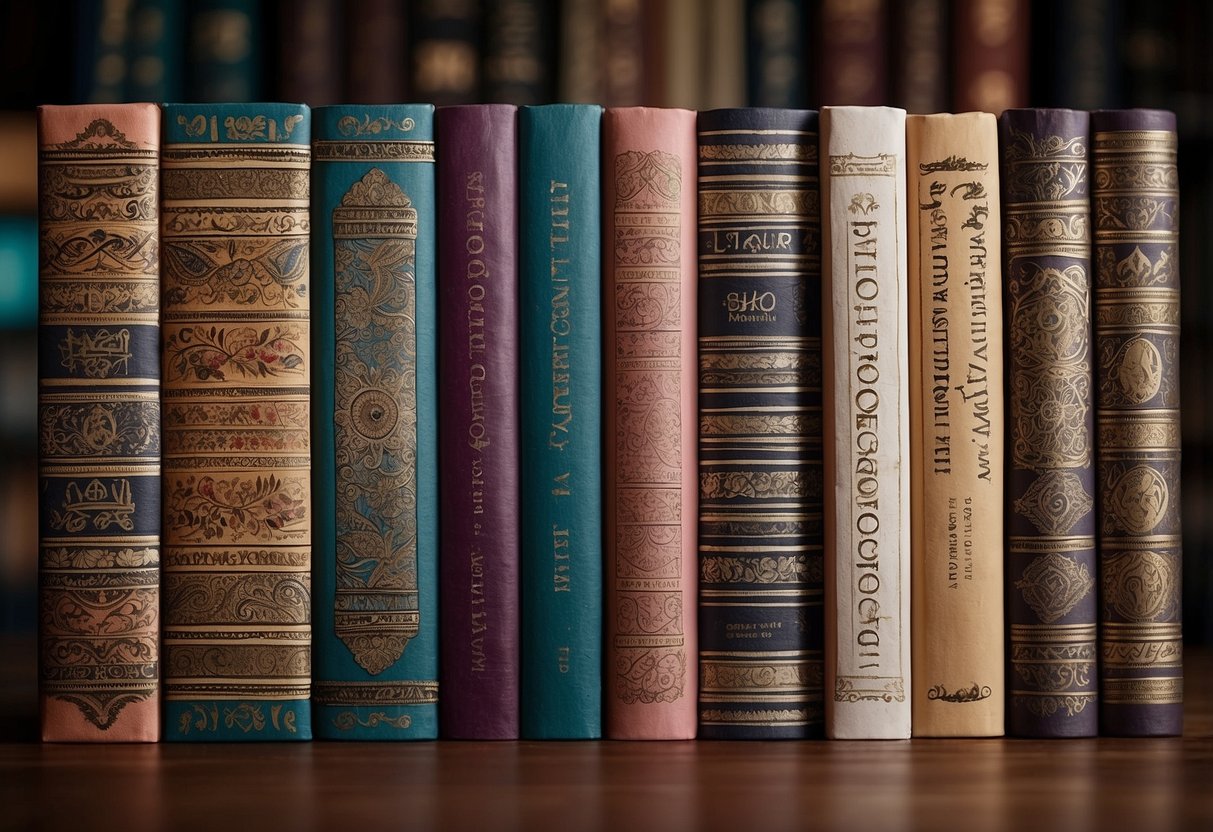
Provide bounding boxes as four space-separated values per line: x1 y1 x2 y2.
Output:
37 100 1181 743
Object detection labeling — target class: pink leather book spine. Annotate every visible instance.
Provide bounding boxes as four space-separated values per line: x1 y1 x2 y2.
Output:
603 107 698 740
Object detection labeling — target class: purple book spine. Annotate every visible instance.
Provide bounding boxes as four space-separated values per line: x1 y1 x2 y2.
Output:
437 104 521 738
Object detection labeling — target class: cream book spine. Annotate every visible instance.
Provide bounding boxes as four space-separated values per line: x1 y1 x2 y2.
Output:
907 113 1005 737
820 106 912 739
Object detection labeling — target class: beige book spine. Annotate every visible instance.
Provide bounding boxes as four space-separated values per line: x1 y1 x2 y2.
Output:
821 106 911 739
907 113 1005 736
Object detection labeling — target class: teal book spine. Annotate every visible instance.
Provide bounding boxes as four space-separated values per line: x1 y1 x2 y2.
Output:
311 105 439 739
519 104 603 739
161 103 312 741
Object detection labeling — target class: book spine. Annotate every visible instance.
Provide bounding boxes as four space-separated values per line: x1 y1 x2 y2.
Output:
161 104 312 741
436 104 520 739
73 0 130 103
696 107 824 739
185 0 262 102
603 0 645 107
820 105 911 739
603 107 698 740
953 0 1030 114
311 105 439 740
1042 0 1122 110
518 104 604 739
275 0 343 106
126 0 186 103
557 0 603 104
703 0 745 110
409 0 481 105
38 103 161 742
817 0 888 106
892 0 947 114
483 0 552 105
746 0 807 109
663 0 703 109
1091 109 1182 736
999 108 1097 738
907 113 1005 737
344 0 408 104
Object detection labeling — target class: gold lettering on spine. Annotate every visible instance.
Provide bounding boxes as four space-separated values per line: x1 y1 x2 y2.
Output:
332 169 420 675
613 149 686 704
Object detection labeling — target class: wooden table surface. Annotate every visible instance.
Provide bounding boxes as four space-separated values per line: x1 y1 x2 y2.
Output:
1 638 1210 831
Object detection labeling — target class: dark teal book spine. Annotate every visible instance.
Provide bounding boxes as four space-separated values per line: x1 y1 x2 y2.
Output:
518 104 603 739
311 105 439 740
186 0 262 102
161 103 312 741
126 0 186 102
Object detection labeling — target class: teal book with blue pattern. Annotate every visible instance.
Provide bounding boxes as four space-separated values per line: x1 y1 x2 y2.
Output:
519 104 603 739
311 105 440 739
161 103 312 741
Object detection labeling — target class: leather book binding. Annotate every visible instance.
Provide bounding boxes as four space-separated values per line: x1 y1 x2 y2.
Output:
820 106 911 739
1092 109 1182 736
1000 108 1097 738
604 107 698 740
519 104 604 739
907 113 1005 737
161 103 312 741
696 107 823 739
311 105 440 739
436 104 520 739
38 103 161 742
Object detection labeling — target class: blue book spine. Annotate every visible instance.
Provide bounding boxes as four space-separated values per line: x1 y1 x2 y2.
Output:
126 0 186 103
519 104 603 739
311 105 439 739
161 103 312 741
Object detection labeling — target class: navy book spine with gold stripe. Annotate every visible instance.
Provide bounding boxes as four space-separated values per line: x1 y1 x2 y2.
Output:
311 105 440 739
1000 109 1097 738
519 104 603 739
1092 109 1182 736
696 108 824 739
161 104 312 741
38 103 161 742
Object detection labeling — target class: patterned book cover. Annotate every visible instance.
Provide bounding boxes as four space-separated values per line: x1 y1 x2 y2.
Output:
38 103 161 742
344 0 408 103
907 113 1005 737
604 107 698 740
518 104 604 740
409 0 482 105
185 0 262 102
819 105 911 739
816 0 888 106
746 0 808 109
311 105 439 740
696 108 823 739
1092 109 1182 736
436 104 520 740
161 103 312 741
892 0 946 114
953 0 1030 115
483 0 553 105
1000 108 1097 738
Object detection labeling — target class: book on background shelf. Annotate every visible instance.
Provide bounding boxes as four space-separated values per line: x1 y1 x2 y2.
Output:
603 106 699 740
953 0 1030 116
819 105 911 740
436 104 520 740
702 0 746 110
161 103 312 741
311 104 440 740
483 0 553 106
603 0 646 107
519 104 604 740
1092 108 1182 737
907 112 1005 737
696 107 824 739
126 0 186 103
892 0 947 114
1000 108 1097 738
38 103 162 742
185 0 262 102
72 0 130 103
746 0 809 110
816 0 888 107
274 0 343 106
558 0 603 104
410 0 482 106
344 0 408 104
1035 0 1123 111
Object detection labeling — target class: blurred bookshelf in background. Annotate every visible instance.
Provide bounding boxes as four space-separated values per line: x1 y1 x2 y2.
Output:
0 0 1210 645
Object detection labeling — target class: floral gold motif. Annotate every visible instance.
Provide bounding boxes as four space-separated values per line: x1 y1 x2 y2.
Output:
1013 470 1093 535
1015 554 1094 624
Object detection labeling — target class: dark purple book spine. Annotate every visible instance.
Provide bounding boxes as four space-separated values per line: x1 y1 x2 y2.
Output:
1000 109 1097 738
1092 109 1182 736
437 104 520 739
